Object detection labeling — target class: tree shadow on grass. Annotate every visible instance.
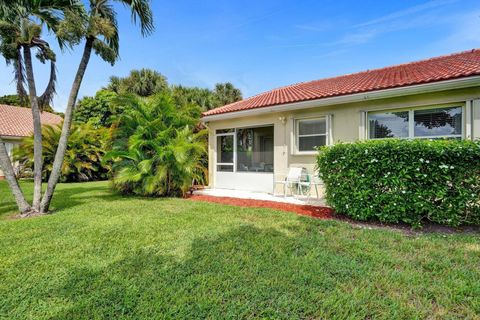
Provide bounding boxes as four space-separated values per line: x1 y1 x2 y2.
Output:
0 184 111 217
28 224 476 319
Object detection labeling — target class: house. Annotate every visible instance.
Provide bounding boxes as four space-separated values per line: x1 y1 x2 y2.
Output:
201 49 480 194
0 104 63 179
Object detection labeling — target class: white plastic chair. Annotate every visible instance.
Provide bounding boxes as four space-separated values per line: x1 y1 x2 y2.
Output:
298 174 324 201
274 167 304 197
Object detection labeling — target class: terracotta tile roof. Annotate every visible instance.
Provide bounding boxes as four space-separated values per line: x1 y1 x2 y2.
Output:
0 104 63 138
203 49 480 117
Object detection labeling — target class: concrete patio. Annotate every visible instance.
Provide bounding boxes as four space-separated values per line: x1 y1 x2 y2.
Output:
193 188 327 207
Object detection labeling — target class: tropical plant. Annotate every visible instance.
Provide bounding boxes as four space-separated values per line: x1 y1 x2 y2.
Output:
106 68 168 97
40 0 154 213
14 123 111 182
106 94 207 197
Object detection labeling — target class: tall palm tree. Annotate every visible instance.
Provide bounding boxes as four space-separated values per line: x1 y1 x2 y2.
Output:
213 82 243 107
41 0 154 213
0 0 80 213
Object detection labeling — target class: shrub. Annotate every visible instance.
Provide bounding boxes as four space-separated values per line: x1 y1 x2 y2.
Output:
15 124 111 182
317 139 480 227
105 94 207 197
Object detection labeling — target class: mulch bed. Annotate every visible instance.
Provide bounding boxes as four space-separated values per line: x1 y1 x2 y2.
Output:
187 194 334 219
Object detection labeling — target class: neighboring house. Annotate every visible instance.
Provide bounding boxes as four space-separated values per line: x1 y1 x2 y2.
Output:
0 104 62 179
202 49 480 194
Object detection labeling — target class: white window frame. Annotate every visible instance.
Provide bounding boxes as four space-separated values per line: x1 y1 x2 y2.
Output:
294 116 330 155
367 104 465 140
215 131 235 172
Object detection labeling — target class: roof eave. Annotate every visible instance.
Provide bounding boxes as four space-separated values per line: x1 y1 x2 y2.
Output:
201 75 480 122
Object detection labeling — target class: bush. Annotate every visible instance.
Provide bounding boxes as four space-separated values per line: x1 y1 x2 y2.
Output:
106 94 207 197
317 139 480 227
14 124 111 182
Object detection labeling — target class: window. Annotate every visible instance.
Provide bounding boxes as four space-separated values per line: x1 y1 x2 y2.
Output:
4 142 13 158
368 111 409 139
215 126 274 173
296 118 328 153
414 106 462 138
368 106 463 140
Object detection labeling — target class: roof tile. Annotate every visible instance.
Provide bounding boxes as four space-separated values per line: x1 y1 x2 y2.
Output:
0 104 63 138
203 49 480 117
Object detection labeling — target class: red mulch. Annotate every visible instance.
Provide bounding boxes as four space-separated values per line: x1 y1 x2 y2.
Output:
187 194 334 219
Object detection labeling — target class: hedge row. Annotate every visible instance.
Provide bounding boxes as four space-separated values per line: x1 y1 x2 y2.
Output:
317 139 480 227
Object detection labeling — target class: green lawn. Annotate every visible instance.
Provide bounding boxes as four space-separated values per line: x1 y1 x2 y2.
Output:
0 181 479 319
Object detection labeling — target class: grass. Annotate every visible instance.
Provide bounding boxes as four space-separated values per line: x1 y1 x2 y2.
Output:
0 181 479 319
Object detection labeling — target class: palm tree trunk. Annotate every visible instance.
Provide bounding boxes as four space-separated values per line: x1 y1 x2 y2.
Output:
0 139 31 213
23 46 43 212
40 38 94 213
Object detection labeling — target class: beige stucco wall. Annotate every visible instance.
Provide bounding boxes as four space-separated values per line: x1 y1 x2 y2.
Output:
0 138 21 179
206 87 480 191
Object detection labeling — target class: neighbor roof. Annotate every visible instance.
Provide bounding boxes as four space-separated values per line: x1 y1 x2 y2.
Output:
203 49 480 117
0 104 63 138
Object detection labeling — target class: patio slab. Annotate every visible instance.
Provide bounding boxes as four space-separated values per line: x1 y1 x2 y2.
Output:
193 188 327 207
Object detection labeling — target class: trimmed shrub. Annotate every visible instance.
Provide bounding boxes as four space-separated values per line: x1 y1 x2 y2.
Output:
317 139 480 227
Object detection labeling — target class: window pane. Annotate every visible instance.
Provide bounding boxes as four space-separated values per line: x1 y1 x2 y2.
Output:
414 106 462 137
217 165 233 172
299 135 326 152
368 111 409 139
216 135 233 163
236 126 274 172
298 118 326 135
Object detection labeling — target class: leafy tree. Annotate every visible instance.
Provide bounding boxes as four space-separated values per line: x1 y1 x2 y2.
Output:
40 0 154 214
212 82 242 107
14 123 110 182
106 68 168 97
74 90 118 127
106 94 207 197
0 94 55 112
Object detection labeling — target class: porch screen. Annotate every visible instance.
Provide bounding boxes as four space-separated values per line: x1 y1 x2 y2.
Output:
236 126 274 173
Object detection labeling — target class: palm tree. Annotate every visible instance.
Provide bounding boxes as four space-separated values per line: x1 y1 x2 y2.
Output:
40 0 154 213
0 0 80 213
106 68 168 97
106 94 207 197
213 82 243 107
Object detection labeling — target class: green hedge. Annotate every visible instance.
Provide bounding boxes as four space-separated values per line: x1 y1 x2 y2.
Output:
317 139 480 227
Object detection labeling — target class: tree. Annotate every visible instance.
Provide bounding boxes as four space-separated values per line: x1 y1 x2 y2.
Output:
73 90 118 127
106 68 168 97
212 82 242 107
106 94 207 197
0 0 78 214
170 85 216 111
40 0 154 213
14 123 110 182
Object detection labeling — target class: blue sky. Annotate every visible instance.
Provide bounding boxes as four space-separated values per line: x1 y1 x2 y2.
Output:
1 0 480 111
